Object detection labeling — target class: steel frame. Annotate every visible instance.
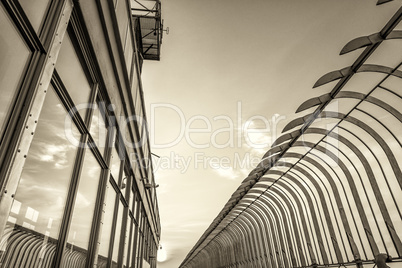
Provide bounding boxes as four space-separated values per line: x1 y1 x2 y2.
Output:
180 2 402 268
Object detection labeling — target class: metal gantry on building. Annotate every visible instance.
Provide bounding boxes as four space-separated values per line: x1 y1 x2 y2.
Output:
180 1 402 268
0 0 163 267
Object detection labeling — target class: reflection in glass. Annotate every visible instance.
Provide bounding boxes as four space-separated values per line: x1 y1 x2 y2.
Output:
62 149 102 267
110 146 122 182
112 201 124 267
127 225 136 268
129 221 138 268
89 103 108 156
137 233 144 268
136 212 143 267
131 78 138 110
135 232 142 268
97 182 117 266
134 90 143 133
0 6 30 141
0 85 78 267
19 0 51 33
129 187 134 215
132 197 138 224
124 23 133 76
56 33 92 120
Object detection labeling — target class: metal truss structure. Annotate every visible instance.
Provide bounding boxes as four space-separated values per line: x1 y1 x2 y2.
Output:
131 0 163 61
180 1 402 268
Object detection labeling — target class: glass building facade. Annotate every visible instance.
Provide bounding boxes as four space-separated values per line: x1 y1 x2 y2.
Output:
0 0 161 267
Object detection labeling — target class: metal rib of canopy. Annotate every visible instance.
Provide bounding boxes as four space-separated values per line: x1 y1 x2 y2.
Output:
131 0 163 60
180 2 402 268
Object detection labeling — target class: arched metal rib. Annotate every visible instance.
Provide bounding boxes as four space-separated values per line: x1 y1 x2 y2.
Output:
180 5 402 267
341 30 402 54
377 0 395 5
295 91 402 123
313 64 402 88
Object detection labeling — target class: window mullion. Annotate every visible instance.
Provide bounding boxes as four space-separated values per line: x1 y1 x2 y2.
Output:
52 133 89 267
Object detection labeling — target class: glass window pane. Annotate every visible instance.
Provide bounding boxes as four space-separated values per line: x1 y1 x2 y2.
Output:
89 103 108 156
130 187 135 213
136 232 143 268
135 90 143 132
112 201 124 267
129 222 137 268
124 24 133 76
131 77 138 108
0 6 30 140
97 181 117 266
63 149 102 267
19 0 51 33
56 33 92 120
0 85 79 267
133 197 138 223
110 146 122 182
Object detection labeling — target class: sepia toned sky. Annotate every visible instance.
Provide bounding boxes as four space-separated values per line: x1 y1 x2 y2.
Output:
142 1 402 267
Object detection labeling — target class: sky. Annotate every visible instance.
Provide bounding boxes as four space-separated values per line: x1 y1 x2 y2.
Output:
141 1 402 267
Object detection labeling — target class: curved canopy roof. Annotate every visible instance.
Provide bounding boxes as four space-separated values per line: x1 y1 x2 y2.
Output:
180 2 402 267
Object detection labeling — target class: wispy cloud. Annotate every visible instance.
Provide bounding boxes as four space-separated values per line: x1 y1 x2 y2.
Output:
32 142 76 169
212 166 241 179
211 166 250 180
